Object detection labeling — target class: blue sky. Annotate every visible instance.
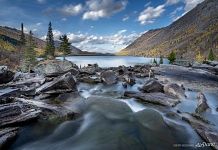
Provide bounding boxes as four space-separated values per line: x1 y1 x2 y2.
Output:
0 0 204 53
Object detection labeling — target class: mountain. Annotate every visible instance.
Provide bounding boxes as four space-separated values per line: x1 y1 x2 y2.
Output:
0 26 83 55
120 0 218 59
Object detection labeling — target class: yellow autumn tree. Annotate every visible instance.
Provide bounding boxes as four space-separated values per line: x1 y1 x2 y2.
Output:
195 51 204 63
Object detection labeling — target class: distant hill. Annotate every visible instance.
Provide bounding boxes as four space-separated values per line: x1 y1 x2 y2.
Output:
119 0 218 59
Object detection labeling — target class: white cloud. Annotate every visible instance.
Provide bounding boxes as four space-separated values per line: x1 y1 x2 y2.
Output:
40 29 142 53
60 4 83 16
138 5 165 25
184 0 204 12
166 0 181 5
122 15 129 21
170 6 183 20
83 0 127 20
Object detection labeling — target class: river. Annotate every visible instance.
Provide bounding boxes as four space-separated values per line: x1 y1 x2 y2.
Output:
9 56 217 150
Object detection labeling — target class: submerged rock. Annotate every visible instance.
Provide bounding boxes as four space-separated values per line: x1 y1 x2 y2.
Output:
124 91 179 107
36 72 77 95
139 79 163 93
34 60 79 77
164 83 186 99
0 127 19 149
0 66 14 84
101 70 117 85
195 92 210 114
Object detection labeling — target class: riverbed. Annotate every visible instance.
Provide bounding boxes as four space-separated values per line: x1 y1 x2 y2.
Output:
4 57 218 150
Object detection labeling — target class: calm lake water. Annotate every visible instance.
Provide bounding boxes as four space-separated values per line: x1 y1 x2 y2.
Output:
56 56 169 67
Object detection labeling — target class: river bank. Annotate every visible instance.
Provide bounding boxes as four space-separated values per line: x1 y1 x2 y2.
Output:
0 59 218 150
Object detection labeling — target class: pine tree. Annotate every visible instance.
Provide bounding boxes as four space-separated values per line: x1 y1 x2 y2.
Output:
208 49 215 61
168 51 176 64
59 34 71 60
22 31 36 72
20 23 26 45
19 23 26 64
159 56 163 64
45 22 55 59
153 58 157 65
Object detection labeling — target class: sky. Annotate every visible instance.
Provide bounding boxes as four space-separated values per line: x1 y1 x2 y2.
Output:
0 0 204 53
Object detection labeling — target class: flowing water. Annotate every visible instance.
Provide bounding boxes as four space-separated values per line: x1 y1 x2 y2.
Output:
10 56 217 150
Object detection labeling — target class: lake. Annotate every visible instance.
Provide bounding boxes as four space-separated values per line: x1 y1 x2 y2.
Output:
56 56 169 67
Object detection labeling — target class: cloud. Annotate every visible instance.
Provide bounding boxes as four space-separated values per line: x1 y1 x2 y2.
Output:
122 15 129 21
37 0 45 4
82 0 127 20
166 0 181 5
184 0 204 12
59 4 83 16
170 6 183 19
138 5 165 25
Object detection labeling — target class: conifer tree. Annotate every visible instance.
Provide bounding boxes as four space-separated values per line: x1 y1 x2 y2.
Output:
208 49 215 61
168 51 176 64
22 31 36 72
153 58 157 65
159 56 163 64
45 22 55 59
20 23 26 45
59 34 71 60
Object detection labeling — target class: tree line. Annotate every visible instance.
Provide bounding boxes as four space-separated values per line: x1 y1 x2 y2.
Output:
20 22 71 72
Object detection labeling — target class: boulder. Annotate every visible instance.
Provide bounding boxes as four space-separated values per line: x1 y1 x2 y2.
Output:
80 64 100 75
0 66 14 84
124 91 180 107
0 127 19 149
164 83 186 99
79 76 102 84
0 88 19 104
34 60 79 77
140 79 163 93
182 114 218 150
195 92 209 114
36 72 77 95
101 70 117 85
0 102 41 127
123 75 135 86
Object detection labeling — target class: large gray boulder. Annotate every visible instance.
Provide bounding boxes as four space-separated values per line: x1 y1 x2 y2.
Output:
164 83 186 99
0 66 14 84
34 60 79 77
0 102 41 127
101 70 117 85
140 79 163 93
36 72 77 94
195 92 210 114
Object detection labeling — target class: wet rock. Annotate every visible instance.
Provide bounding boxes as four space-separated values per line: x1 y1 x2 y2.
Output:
124 91 179 107
182 114 218 150
216 107 218 112
122 82 128 88
0 66 14 84
0 88 19 104
123 75 135 86
101 70 117 85
79 76 102 84
34 60 79 77
139 79 163 93
0 102 41 127
80 64 100 75
36 72 77 95
164 83 186 99
195 92 209 114
0 127 19 149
